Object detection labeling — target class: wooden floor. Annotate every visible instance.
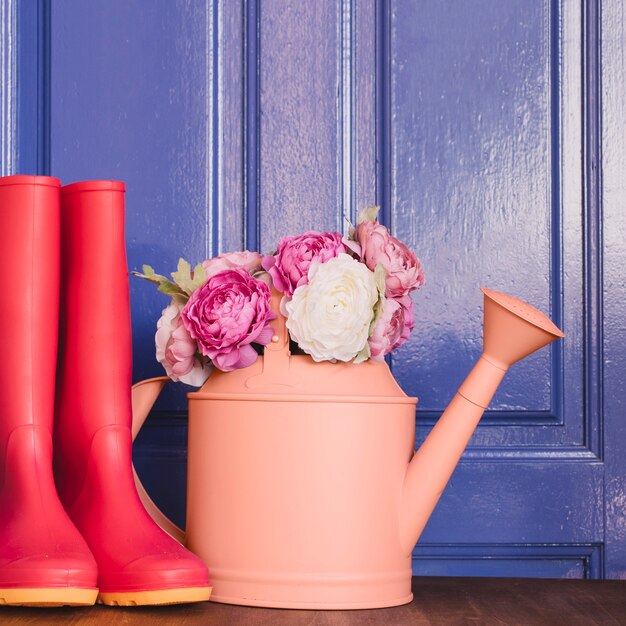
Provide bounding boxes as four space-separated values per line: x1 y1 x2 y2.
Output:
1 577 626 625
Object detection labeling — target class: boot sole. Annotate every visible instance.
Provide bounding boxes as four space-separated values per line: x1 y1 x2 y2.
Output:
0 587 98 606
97 586 212 606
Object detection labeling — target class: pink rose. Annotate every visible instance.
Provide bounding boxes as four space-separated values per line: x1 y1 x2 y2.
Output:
203 250 263 279
155 303 213 386
262 231 345 296
368 295 415 361
181 268 276 372
355 221 425 298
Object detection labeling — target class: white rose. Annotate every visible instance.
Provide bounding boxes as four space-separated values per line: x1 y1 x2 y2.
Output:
284 253 378 362
155 302 213 386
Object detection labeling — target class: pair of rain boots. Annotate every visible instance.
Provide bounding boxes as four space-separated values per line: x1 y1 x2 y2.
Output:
0 176 211 607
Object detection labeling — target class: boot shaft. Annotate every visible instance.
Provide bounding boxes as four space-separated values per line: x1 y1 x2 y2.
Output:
0 176 60 444
55 180 133 508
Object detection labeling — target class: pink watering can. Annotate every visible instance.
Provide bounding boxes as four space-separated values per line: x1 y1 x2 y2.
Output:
131 287 564 609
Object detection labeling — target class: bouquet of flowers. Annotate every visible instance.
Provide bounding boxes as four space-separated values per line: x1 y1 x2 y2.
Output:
134 207 424 386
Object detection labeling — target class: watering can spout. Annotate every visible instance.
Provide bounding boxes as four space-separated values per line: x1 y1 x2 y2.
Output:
399 288 565 555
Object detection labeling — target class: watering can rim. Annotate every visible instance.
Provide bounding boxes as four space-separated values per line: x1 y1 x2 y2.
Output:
186 391 418 405
480 287 565 338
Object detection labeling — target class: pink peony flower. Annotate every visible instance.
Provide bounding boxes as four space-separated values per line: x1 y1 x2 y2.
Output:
155 302 213 386
262 231 346 296
203 250 263 279
368 295 415 361
181 268 276 372
355 221 425 298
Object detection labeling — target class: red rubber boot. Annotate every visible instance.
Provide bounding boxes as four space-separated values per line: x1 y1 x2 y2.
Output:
0 175 98 607
54 180 211 606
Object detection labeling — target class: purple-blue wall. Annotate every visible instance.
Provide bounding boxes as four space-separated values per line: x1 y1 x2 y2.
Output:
2 0 625 578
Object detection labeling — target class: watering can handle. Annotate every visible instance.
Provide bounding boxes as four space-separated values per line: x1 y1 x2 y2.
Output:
131 376 187 545
245 287 300 388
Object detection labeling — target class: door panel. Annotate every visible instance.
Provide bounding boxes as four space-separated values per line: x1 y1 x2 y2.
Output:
49 2 211 388
391 0 559 415
387 0 603 576
258 2 342 249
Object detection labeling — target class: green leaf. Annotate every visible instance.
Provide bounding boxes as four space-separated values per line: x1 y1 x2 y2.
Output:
132 265 188 299
344 215 356 240
190 263 207 290
131 264 170 286
158 281 187 297
374 263 387 296
367 263 387 337
253 269 272 286
172 294 189 306
354 342 371 364
171 258 207 295
170 258 192 292
357 205 381 225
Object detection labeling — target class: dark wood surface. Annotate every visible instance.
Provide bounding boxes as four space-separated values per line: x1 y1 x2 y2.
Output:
2 577 626 625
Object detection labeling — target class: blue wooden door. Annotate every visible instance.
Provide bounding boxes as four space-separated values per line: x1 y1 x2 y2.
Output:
2 0 625 578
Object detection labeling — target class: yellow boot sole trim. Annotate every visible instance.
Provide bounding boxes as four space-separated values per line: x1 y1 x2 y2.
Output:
0 587 98 607
97 586 212 606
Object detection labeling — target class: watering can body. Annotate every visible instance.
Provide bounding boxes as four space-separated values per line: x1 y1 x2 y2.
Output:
132 288 564 609
187 362 417 608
